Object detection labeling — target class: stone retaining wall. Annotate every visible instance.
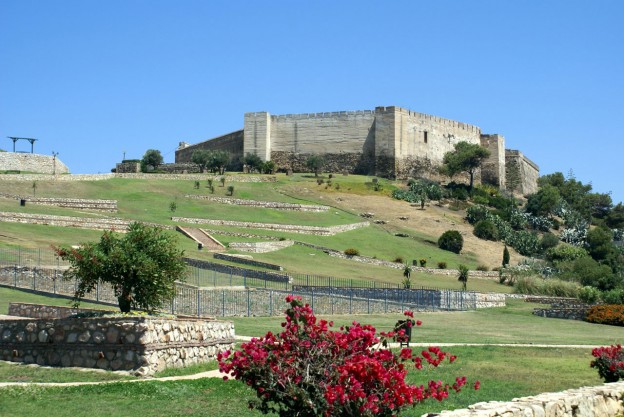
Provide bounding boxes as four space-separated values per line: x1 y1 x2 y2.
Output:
475 292 506 308
0 173 277 182
0 212 167 232
532 307 589 321
20 197 117 212
0 312 234 376
185 196 329 212
229 240 295 253
183 258 291 284
8 303 109 319
213 253 284 271
436 382 624 417
172 217 369 236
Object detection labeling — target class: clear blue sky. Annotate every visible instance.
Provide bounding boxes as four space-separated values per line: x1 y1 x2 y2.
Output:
1 1 622 203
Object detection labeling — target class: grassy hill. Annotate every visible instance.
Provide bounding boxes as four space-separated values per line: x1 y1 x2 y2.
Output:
0 173 518 291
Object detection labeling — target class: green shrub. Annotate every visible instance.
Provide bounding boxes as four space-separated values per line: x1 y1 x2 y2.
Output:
437 261 447 269
578 286 602 304
438 230 463 254
344 248 359 256
466 205 489 225
502 246 510 267
545 244 588 263
476 265 489 272
513 276 580 297
393 256 404 264
508 230 540 256
419 258 427 267
473 219 498 241
602 288 624 305
540 232 560 251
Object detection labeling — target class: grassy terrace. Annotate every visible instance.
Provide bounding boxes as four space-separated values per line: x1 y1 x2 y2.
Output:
0 288 621 416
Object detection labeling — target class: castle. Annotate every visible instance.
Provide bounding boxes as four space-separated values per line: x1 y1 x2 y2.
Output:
175 106 539 194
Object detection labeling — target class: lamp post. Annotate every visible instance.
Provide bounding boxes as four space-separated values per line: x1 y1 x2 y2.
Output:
52 151 59 175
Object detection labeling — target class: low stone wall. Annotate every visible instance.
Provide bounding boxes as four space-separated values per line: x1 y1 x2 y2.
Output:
186 196 329 212
172 217 369 236
0 313 235 376
0 212 166 232
213 253 284 271
437 381 624 417
20 197 117 212
475 293 506 308
229 240 295 253
533 307 589 321
8 303 110 319
0 153 69 175
0 173 277 182
183 258 291 284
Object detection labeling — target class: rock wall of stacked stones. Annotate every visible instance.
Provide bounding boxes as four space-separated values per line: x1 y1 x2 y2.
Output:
213 253 286 271
437 382 624 417
185 195 329 212
8 303 108 319
228 240 295 253
0 311 235 376
183 257 290 283
0 153 69 175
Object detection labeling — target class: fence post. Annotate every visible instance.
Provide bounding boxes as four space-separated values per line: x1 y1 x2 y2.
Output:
330 286 334 315
222 290 225 317
384 289 387 313
349 291 352 315
367 294 370 314
269 290 273 316
96 282 99 302
247 289 250 317
197 288 201 317
14 264 17 287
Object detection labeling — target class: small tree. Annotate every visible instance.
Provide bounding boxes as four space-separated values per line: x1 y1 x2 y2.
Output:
262 160 276 174
227 185 235 196
208 150 230 175
458 264 469 291
32 181 37 197
141 149 163 172
502 245 510 267
402 264 412 288
191 150 211 173
54 222 187 313
305 154 325 177
441 142 490 190
243 153 264 173
220 176 226 187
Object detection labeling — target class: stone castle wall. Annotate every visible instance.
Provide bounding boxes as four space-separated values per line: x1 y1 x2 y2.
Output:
506 149 539 195
176 129 244 171
0 152 69 174
480 134 507 189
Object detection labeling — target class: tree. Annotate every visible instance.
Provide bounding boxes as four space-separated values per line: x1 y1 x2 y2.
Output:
525 185 561 217
243 153 263 173
191 150 211 173
141 149 163 172
261 160 276 174
502 245 510 267
606 203 624 229
208 150 230 175
438 230 463 254
305 154 325 177
586 227 615 262
402 264 412 288
458 264 469 291
441 142 490 190
54 222 187 313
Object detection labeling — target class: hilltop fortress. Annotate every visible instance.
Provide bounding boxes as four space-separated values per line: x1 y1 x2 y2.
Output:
175 106 538 194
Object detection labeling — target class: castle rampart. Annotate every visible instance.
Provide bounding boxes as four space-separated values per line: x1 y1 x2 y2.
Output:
0 152 69 175
175 106 539 192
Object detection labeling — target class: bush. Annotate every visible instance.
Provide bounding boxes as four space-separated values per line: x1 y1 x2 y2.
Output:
540 232 560 251
473 219 498 241
438 230 463 254
344 248 360 256
226 185 235 196
602 288 624 305
458 264 469 290
586 305 624 327
465 205 489 225
507 230 540 256
513 276 580 297
546 244 588 263
578 286 602 304
590 344 624 382
218 296 477 416
437 261 447 269
502 246 510 267
476 265 489 272
394 256 404 264
419 258 427 267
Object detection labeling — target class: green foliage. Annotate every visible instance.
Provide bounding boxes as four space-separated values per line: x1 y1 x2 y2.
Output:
502 246 510 267
168 201 177 213
476 265 489 272
546 244 588 263
601 288 624 305
54 223 187 313
262 160 276 174
227 185 235 196
243 153 263 173
539 233 560 251
559 257 618 291
140 149 163 172
438 230 463 254
419 258 427 267
466 205 490 225
513 276 580 297
305 154 325 177
586 227 614 261
525 185 561 217
473 219 498 241
193 150 230 174
578 286 602 304
437 261 447 269
402 264 412 288
506 230 540 256
457 264 469 290
393 178 443 207
606 203 624 229
344 248 359 256
441 141 490 189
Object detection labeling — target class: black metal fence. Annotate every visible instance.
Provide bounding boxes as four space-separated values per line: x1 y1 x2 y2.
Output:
0 247 477 316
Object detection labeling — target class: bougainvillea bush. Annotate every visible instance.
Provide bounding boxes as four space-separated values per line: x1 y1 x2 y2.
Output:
590 344 624 382
218 296 478 417
585 304 624 327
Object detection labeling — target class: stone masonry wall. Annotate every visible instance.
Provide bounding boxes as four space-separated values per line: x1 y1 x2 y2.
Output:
228 240 295 253
480 134 506 189
0 173 277 183
21 197 118 212
8 303 109 319
176 129 244 170
0 313 235 376
0 212 166 231
0 153 69 174
186 195 329 212
213 253 285 271
506 149 540 195
183 257 290 284
437 381 624 417
172 217 370 236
